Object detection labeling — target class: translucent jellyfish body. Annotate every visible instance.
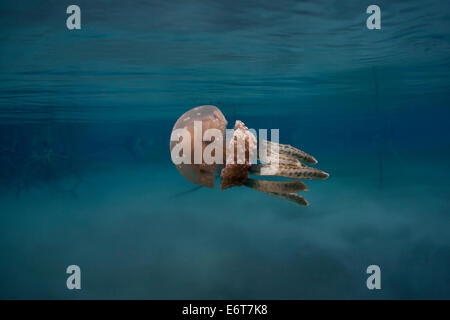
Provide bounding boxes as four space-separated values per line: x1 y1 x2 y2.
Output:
170 105 329 206
170 105 227 188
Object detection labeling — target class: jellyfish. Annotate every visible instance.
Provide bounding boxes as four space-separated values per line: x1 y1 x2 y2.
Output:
169 105 329 206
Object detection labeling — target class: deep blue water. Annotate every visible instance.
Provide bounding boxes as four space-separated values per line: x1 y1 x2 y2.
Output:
0 0 449 299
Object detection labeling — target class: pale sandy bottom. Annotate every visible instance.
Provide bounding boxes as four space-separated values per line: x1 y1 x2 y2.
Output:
0 152 449 299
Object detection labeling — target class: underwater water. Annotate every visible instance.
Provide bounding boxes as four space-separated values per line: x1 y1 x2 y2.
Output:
1 0 450 299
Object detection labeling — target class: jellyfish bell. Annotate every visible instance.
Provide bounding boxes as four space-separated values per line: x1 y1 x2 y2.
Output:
170 105 329 206
170 105 227 188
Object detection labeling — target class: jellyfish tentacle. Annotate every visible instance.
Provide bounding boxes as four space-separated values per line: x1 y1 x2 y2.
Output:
243 179 309 206
250 164 329 180
264 140 318 164
267 192 309 206
266 153 302 167
244 178 308 193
